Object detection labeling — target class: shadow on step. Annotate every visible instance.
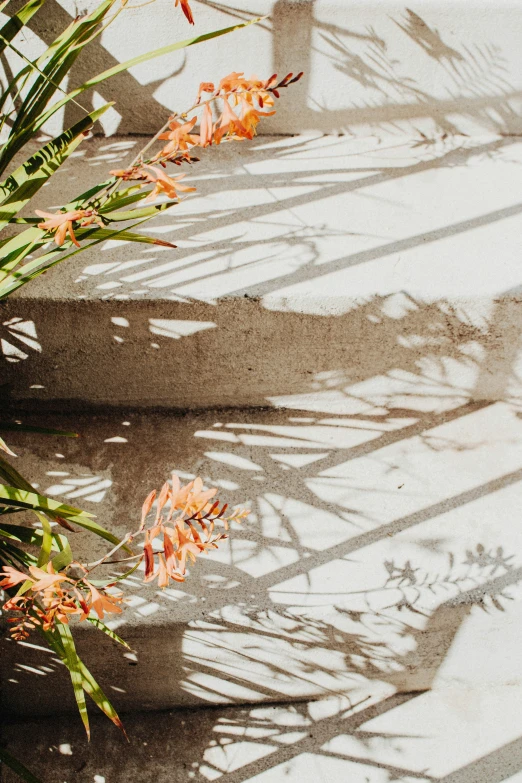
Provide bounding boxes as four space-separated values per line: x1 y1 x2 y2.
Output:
2 293 522 409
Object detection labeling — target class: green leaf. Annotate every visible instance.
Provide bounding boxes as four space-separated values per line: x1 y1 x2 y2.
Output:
0 0 46 58
31 17 262 133
0 521 61 545
0 213 163 298
0 102 113 229
0 422 78 437
77 656 127 737
41 625 126 735
67 514 131 550
63 178 115 210
0 483 129 548
35 510 52 566
0 506 24 516
87 617 131 649
0 433 16 456
51 536 73 571
0 748 42 783
103 199 178 222
96 185 147 212
0 484 96 518
73 224 176 247
2 0 117 164
0 452 36 492
0 537 35 567
57 621 90 738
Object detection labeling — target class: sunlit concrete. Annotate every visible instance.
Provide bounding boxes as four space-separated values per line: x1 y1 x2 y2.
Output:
3 133 522 408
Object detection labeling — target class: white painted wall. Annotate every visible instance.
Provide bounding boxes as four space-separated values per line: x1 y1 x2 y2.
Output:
2 0 522 137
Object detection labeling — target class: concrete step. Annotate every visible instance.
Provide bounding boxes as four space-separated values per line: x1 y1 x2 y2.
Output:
4 680 522 782
1 401 521 719
2 132 522 409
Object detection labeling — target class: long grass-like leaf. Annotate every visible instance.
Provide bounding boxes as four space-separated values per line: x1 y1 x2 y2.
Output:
42 625 126 735
0 212 165 297
0 422 78 437
0 452 36 491
30 17 261 133
86 617 131 649
56 621 90 738
0 521 66 547
0 484 95 517
51 536 73 570
0 484 129 547
0 103 113 227
0 748 42 783
35 510 52 566
2 0 117 163
0 0 45 58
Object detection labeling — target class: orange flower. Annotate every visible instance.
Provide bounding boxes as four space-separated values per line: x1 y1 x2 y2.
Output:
240 100 276 137
196 82 215 103
141 488 156 529
214 100 249 144
143 532 155 580
28 562 71 591
81 583 123 620
0 566 28 588
174 0 194 24
109 167 144 181
140 166 196 202
183 476 218 516
175 526 201 574
157 116 199 157
218 72 251 93
35 208 98 248
170 474 195 510
199 103 214 147
40 594 82 629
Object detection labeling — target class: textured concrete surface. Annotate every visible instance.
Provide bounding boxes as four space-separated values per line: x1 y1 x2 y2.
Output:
1 400 521 718
2 0 522 138
2 2 522 777
2 133 522 408
4 683 522 782
1 401 522 779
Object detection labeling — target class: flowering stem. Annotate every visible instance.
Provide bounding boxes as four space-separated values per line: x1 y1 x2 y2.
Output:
96 86 271 202
86 532 134 571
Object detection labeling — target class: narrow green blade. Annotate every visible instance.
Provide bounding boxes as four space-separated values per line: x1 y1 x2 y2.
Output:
0 0 46 57
87 617 131 650
31 17 262 132
0 102 113 228
0 748 42 783
57 622 90 738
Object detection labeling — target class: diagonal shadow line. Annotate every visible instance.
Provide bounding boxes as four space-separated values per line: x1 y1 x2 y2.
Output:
450 563 522 606
170 135 511 229
184 461 522 620
255 401 491 480
315 746 432 780
193 692 416 783
191 564 522 782
240 199 522 298
251 466 522 596
127 137 516 293
438 735 522 783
